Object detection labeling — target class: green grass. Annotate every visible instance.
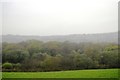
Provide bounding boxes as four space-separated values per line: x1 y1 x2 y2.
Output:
2 69 119 78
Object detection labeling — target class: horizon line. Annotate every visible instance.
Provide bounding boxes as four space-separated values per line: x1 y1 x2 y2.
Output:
1 31 118 36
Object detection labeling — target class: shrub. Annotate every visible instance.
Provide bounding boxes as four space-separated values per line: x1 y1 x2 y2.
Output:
2 62 13 69
13 63 21 69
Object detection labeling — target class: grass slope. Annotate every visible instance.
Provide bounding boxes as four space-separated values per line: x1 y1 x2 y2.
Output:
2 69 119 78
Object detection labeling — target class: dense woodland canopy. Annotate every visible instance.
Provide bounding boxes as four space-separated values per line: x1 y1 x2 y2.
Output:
1 40 119 72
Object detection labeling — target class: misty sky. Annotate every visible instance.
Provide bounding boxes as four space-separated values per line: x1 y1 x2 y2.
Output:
1 0 119 36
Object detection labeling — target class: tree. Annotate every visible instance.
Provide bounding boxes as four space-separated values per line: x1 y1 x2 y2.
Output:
99 45 119 68
41 54 62 71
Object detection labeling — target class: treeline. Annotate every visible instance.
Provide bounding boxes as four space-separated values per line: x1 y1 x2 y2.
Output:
2 40 119 72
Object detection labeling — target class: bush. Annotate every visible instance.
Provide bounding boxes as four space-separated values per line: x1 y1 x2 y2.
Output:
13 63 21 69
2 62 13 69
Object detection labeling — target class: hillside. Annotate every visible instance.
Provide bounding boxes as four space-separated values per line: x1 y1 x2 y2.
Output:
1 32 118 43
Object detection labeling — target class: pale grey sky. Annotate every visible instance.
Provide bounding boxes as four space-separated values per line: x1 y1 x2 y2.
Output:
1 0 119 36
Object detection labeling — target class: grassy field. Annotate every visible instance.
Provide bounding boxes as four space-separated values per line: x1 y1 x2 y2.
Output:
2 69 119 78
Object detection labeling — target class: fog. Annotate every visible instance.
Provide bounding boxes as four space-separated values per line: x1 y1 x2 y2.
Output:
1 0 119 36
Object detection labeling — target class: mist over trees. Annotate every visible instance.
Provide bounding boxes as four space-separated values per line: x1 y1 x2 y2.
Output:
2 40 119 72
1 32 118 43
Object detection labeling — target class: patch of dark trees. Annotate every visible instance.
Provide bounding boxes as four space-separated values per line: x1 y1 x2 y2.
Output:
1 40 120 72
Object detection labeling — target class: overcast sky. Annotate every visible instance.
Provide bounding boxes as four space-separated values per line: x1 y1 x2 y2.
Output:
1 0 119 36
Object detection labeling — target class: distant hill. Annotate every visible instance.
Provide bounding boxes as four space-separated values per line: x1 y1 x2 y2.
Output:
1 32 118 43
